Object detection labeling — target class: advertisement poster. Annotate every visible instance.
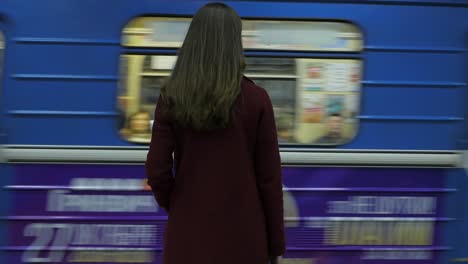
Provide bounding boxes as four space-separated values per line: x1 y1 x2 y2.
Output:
302 94 325 123
324 62 350 92
5 165 447 264
295 58 361 144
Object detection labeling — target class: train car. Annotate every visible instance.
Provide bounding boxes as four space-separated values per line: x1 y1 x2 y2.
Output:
0 0 467 263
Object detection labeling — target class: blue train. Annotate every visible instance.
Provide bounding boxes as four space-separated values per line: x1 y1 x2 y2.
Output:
0 0 467 263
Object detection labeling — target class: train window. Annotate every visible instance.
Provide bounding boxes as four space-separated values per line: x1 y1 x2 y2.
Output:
123 17 362 52
119 18 362 145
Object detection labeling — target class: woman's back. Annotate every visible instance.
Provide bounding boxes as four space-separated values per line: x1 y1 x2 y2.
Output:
146 77 285 264
144 3 285 264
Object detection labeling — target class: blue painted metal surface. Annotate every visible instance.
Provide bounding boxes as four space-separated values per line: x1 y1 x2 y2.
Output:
441 168 468 263
0 0 465 148
230 0 468 6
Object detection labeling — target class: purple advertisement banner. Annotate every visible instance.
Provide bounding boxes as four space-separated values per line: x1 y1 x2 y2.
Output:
4 165 449 264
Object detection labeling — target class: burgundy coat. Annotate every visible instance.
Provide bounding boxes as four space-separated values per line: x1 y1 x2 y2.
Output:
145 77 285 264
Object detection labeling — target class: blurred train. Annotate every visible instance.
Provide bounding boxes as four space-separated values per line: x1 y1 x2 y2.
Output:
0 0 467 263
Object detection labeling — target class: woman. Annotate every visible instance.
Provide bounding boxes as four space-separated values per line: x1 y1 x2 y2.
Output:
145 3 285 264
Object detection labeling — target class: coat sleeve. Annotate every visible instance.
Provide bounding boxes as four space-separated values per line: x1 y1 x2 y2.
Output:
254 89 286 257
145 96 175 212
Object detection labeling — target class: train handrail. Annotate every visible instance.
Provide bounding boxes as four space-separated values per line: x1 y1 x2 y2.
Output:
1 145 462 167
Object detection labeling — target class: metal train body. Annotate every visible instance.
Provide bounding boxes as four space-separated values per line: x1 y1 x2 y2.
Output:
0 1 467 263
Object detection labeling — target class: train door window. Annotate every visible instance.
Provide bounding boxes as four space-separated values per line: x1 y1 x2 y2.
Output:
120 18 363 146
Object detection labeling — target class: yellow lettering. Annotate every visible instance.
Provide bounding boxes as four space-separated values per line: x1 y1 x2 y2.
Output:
351 221 360 244
360 221 377 245
325 221 433 246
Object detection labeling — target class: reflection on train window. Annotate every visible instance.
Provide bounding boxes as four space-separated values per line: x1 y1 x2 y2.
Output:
118 55 361 145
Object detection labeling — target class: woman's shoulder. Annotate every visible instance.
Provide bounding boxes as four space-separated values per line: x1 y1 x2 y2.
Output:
241 76 269 101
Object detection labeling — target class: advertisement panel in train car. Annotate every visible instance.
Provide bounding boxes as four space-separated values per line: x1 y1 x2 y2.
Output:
5 165 449 264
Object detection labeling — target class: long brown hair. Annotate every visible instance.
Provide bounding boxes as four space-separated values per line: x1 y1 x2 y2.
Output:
161 2 244 130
